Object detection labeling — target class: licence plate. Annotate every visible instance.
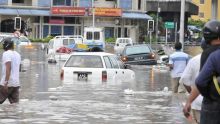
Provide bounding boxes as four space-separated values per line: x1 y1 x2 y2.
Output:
77 73 88 81
134 57 144 60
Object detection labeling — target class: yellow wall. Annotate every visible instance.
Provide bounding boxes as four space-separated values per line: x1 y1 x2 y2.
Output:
218 1 220 20
191 0 217 21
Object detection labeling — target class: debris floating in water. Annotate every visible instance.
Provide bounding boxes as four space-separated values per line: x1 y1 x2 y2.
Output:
163 87 169 92
49 96 58 101
124 89 134 95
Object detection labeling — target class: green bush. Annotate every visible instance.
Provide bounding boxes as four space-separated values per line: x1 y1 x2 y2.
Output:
105 37 116 43
30 35 54 43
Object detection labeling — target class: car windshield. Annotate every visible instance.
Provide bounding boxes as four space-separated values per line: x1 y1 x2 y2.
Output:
125 46 151 55
20 37 29 42
65 55 103 68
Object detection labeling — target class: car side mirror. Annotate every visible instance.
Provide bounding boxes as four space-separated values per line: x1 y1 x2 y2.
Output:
124 64 131 69
116 43 119 46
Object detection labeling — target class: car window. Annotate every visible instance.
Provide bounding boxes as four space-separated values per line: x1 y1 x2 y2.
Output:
109 56 119 69
11 37 20 44
69 39 75 44
94 32 100 40
63 39 69 46
20 37 28 42
115 56 125 69
86 32 92 40
103 56 112 69
125 46 151 55
65 55 103 68
49 40 54 49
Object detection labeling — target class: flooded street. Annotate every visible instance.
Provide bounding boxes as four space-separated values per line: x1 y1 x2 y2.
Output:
0 44 192 124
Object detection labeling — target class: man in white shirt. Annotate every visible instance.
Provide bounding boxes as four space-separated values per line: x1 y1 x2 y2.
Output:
180 39 208 123
168 42 189 93
180 54 203 123
0 38 21 104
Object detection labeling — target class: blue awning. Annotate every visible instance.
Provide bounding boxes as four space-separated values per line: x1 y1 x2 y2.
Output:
30 9 50 16
0 8 18 15
122 12 152 20
0 8 50 16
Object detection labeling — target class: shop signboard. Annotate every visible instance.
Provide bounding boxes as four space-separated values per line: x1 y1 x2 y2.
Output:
90 8 122 17
51 7 85 16
49 19 65 24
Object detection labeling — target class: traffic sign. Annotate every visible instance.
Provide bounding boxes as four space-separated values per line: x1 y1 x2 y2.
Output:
165 22 174 29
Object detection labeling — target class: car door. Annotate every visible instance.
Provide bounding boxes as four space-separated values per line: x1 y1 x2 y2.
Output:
115 56 128 82
103 56 118 82
108 56 122 82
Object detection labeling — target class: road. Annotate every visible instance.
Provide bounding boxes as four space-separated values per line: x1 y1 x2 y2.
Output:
0 44 192 124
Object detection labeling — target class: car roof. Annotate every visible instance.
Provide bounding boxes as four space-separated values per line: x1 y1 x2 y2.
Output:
69 52 114 56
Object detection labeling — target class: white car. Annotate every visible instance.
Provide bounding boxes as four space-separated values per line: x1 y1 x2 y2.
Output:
114 38 133 54
12 36 32 46
60 52 135 83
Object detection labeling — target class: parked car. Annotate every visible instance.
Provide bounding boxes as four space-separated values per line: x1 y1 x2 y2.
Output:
47 37 76 61
120 44 157 65
114 38 133 54
60 52 135 83
10 36 32 46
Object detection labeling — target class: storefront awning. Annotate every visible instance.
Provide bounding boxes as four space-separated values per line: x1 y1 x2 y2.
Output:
30 10 50 16
0 8 18 15
0 8 50 16
122 12 152 20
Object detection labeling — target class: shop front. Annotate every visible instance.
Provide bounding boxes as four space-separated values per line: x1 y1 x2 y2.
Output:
0 6 151 42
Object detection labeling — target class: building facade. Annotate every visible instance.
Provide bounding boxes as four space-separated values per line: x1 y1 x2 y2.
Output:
0 0 152 42
191 0 220 21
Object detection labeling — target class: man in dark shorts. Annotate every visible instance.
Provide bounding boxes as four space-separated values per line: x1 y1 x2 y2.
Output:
0 37 21 104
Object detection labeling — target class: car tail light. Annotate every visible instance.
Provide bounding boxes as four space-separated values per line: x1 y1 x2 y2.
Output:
121 56 128 62
60 69 64 80
102 71 107 82
150 53 155 59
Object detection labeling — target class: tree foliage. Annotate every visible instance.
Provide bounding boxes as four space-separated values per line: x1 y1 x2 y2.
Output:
188 18 206 28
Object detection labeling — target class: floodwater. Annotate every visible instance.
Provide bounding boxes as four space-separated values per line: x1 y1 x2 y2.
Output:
0 44 194 124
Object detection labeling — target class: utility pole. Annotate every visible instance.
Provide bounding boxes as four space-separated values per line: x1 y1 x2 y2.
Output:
179 0 185 51
156 0 160 44
92 0 95 41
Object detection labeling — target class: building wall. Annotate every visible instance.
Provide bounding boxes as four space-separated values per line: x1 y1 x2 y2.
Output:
191 0 220 21
0 0 8 5
218 0 220 20
191 0 211 21
94 0 116 8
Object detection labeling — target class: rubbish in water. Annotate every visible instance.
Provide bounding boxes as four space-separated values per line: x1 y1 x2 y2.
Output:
49 96 58 101
124 89 134 95
163 87 169 92
22 59 31 66
48 88 57 91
